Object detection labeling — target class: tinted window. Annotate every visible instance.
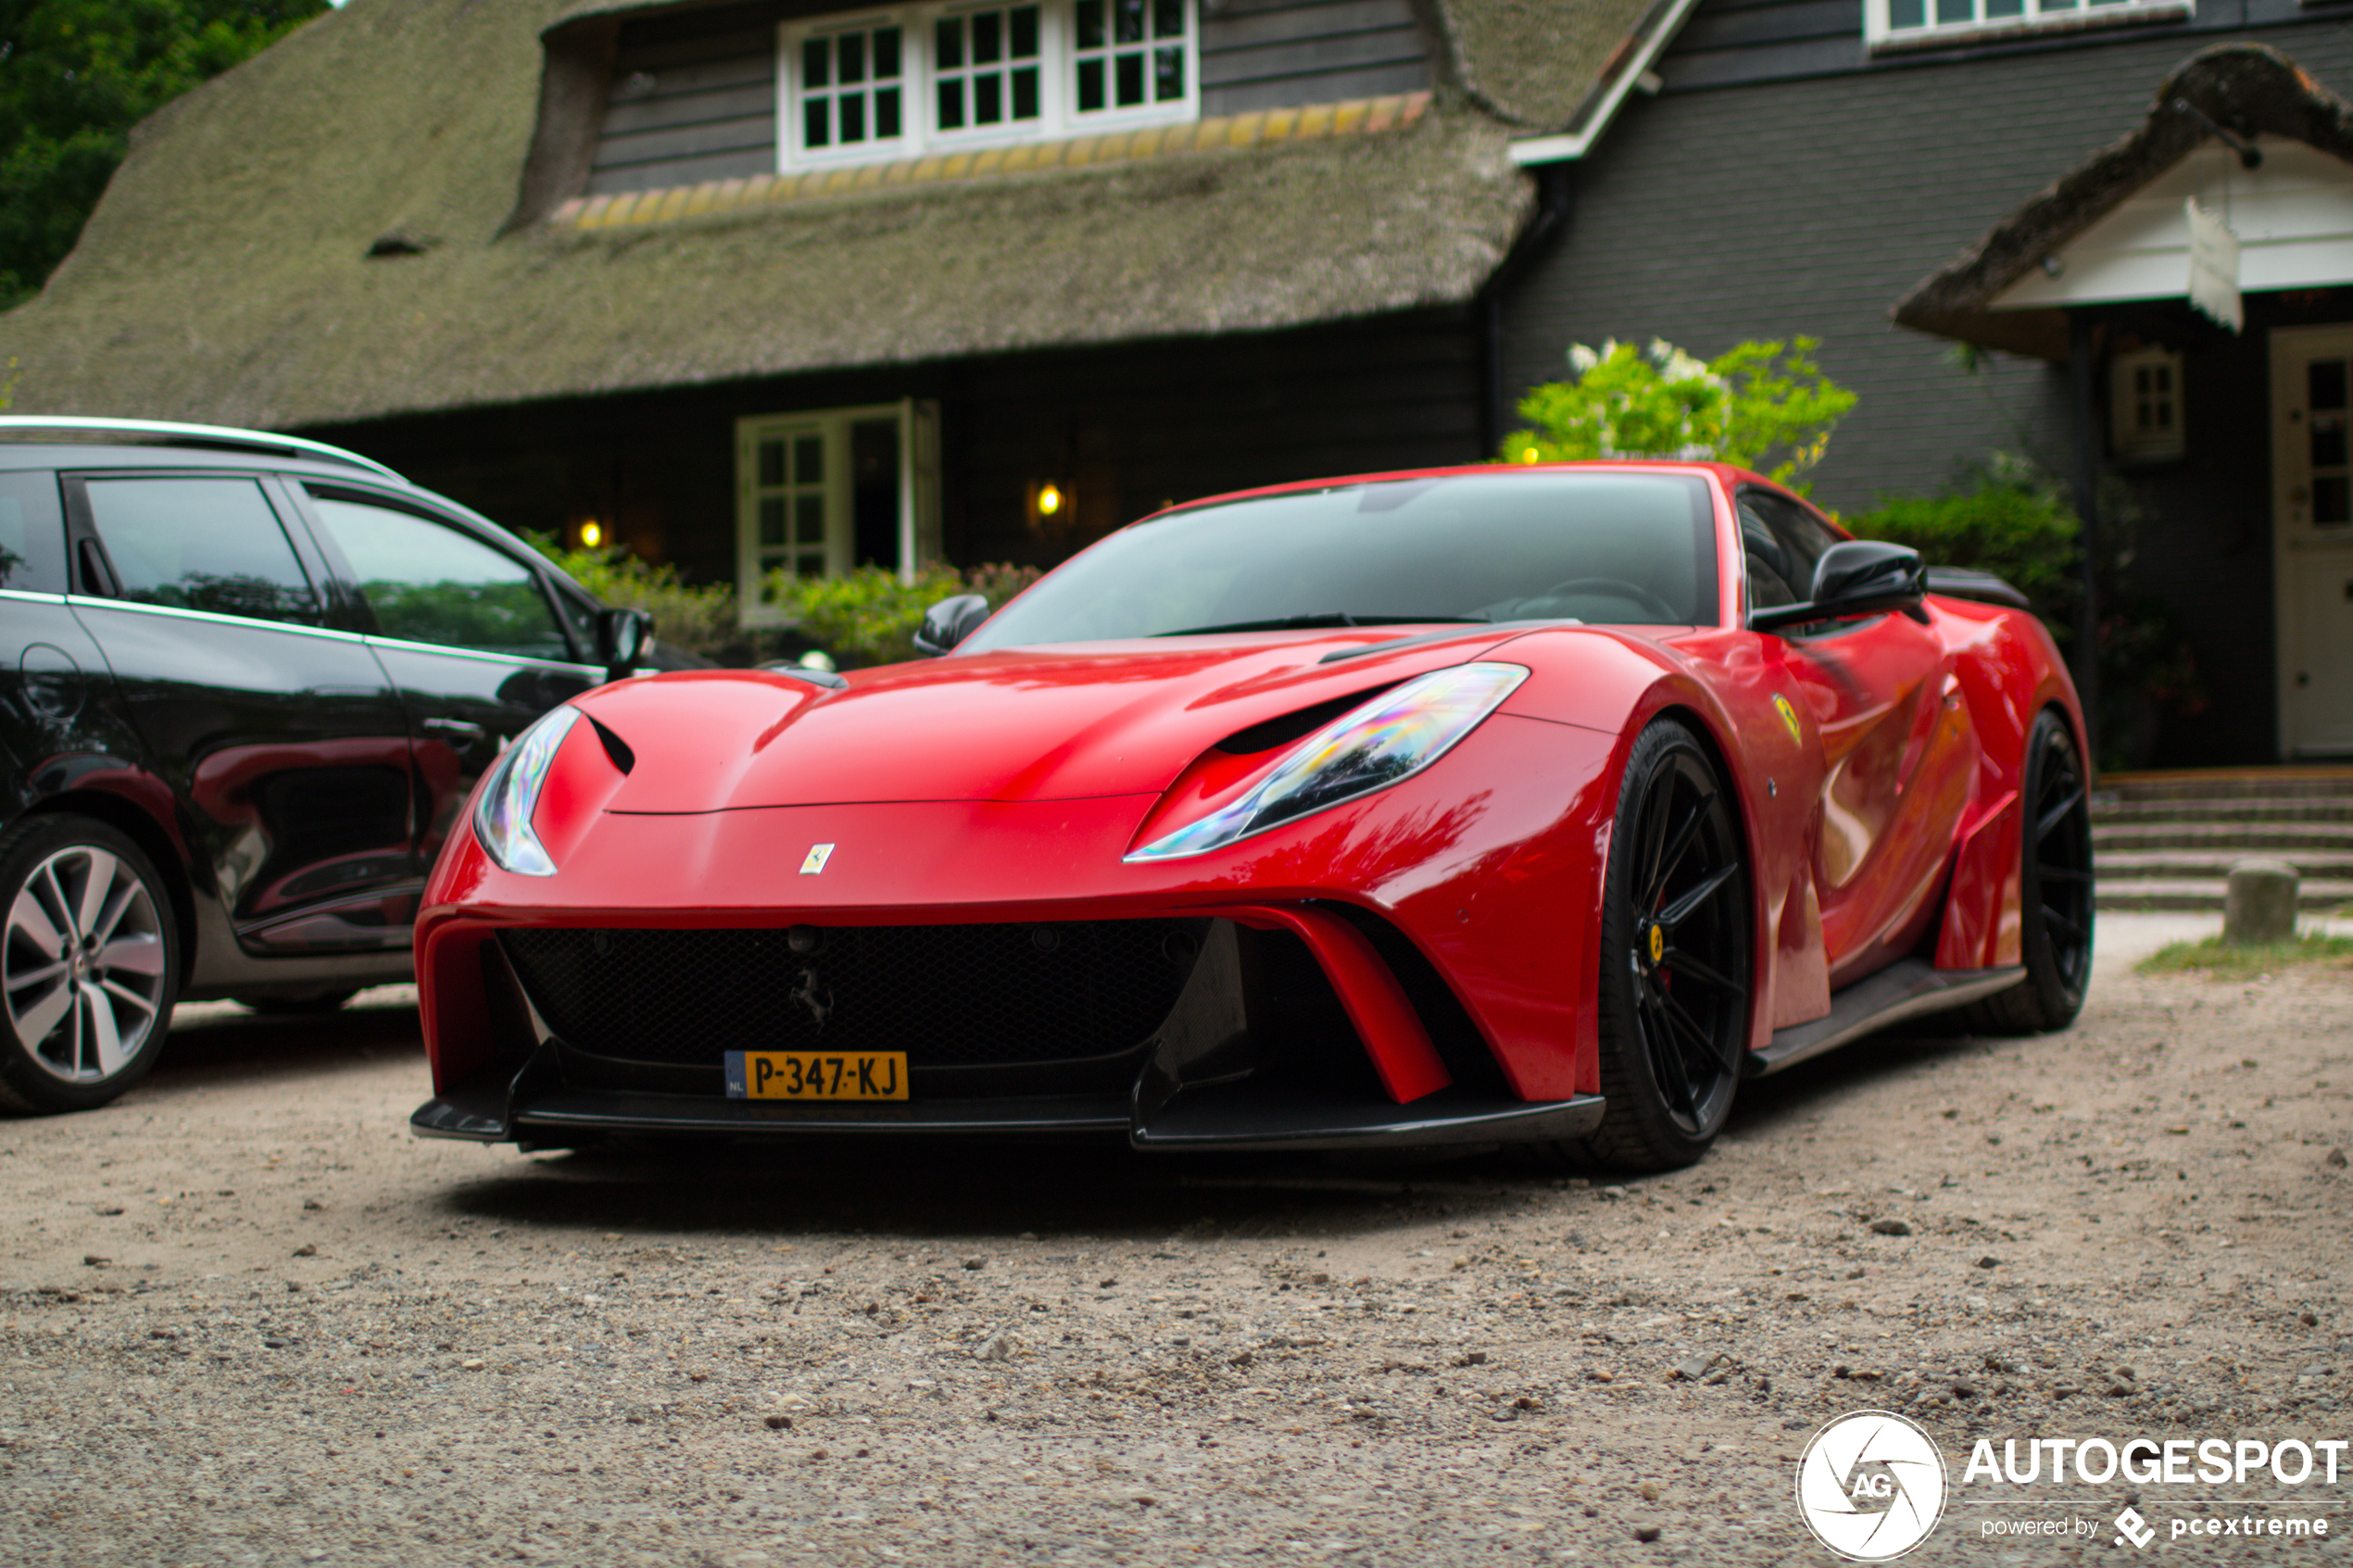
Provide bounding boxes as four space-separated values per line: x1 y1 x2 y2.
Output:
0 470 68 593
84 477 319 623
308 495 569 659
1739 489 1844 605
965 472 1719 647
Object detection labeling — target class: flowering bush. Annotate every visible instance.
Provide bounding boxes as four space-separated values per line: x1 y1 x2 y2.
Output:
1502 337 1857 490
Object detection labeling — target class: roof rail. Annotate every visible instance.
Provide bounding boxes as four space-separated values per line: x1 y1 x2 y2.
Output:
0 416 404 481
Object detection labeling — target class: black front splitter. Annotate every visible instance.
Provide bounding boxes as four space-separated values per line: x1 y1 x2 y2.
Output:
410 1079 1606 1153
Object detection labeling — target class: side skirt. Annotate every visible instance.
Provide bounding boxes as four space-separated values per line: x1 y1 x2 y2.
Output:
1745 960 2025 1077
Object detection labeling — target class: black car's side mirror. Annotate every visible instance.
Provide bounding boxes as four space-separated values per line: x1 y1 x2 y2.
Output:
912 594 990 657
1750 541 1929 633
596 607 655 684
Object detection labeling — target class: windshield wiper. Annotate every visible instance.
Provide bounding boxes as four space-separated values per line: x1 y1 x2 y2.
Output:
1151 613 1489 637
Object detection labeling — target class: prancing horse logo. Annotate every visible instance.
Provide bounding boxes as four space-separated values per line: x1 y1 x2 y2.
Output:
789 965 833 1031
800 842 836 874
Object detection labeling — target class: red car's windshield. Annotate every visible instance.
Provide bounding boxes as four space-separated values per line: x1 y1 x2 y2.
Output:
963 471 1718 648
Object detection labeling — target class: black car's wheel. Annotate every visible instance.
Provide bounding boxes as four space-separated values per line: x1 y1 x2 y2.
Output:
237 990 359 1017
0 815 180 1114
1965 708 2093 1035
1563 718 1753 1172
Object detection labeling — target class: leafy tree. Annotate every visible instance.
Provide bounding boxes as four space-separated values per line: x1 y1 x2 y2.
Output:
1503 337 1857 490
0 0 327 309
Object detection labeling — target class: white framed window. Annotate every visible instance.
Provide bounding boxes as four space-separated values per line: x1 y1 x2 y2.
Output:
2111 347 2185 463
1865 0 2189 47
796 16 911 159
736 401 941 626
778 0 1194 170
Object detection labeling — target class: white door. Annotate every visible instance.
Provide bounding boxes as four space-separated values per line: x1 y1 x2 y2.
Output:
2271 325 2353 756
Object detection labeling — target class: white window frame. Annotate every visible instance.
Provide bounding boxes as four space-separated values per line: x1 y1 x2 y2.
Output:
736 401 941 627
1863 0 2190 49
776 0 1197 172
2111 346 2185 463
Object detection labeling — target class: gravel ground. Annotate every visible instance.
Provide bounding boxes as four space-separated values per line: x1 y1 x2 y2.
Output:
4 914 2350 1566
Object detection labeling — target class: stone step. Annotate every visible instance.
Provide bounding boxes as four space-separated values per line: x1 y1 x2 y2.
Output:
2095 878 2353 913
2096 769 2353 804
2095 850 2353 881
2093 820 2353 853
2090 797 2353 825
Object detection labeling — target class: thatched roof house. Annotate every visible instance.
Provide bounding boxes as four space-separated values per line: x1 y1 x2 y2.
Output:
0 0 1670 590
1895 44 2353 361
0 0 1664 431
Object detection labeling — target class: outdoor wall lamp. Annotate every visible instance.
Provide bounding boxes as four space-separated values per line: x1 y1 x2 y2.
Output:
1026 481 1067 530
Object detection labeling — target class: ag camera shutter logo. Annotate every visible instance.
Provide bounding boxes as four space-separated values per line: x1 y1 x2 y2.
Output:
1795 1411 1949 1561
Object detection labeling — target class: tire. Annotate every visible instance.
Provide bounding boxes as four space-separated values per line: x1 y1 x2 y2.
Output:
1964 708 2094 1035
237 990 359 1017
1554 718 1754 1173
0 815 181 1114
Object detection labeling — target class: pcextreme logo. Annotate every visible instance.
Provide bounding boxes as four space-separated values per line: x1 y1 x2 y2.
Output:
1795 1411 1948 1562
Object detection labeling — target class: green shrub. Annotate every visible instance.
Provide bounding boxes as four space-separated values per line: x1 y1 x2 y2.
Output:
1849 457 2079 615
1502 337 1857 490
1850 457 2206 770
762 561 1047 668
529 535 740 661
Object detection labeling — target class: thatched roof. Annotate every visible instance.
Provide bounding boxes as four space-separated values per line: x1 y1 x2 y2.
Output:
0 0 1653 431
1894 44 2353 360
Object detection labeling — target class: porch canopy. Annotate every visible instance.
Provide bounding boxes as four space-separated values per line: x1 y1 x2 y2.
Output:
1894 44 2353 360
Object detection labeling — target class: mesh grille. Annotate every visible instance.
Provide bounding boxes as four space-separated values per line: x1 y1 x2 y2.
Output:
500 922 1202 1069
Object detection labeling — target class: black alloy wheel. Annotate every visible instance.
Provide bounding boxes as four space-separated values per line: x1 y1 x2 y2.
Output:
0 814 181 1113
1967 708 2094 1035
1566 718 1753 1172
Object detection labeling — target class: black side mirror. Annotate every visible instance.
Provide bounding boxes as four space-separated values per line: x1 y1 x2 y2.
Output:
595 607 655 683
1750 541 1928 633
912 594 990 657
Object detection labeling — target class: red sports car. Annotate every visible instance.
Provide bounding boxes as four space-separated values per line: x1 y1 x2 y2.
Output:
411 463 2091 1171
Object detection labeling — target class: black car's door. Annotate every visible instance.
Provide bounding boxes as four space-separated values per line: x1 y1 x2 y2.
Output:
288 484 604 877
62 470 420 958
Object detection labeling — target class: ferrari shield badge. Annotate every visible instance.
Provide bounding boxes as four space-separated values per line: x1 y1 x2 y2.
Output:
1772 693 1803 745
800 843 837 875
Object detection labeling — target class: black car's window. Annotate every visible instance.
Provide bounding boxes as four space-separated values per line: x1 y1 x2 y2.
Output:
0 470 68 593
308 495 571 659
548 577 600 658
1738 488 1843 605
964 472 1719 647
84 477 320 624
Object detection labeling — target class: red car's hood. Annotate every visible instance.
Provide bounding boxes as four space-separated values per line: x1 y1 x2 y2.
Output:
573 626 1545 812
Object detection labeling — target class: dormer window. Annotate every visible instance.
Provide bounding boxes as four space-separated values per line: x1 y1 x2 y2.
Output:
1866 0 2191 50
780 0 1194 169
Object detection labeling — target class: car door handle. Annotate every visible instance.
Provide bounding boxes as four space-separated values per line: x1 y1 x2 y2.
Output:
421 718 486 744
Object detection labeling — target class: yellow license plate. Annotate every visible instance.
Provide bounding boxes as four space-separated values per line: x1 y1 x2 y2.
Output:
724 1050 908 1100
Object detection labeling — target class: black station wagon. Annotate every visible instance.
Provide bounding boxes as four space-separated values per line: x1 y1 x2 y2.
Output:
0 418 655 1113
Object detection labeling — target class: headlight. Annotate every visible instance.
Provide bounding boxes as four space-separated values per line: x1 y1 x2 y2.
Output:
1126 662 1529 862
472 706 582 876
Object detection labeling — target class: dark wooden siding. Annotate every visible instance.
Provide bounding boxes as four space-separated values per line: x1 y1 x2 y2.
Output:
1661 0 1862 91
583 0 1430 194
590 26 777 195
1658 0 2318 93
1199 0 1429 116
305 308 1480 598
1504 19 2353 762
